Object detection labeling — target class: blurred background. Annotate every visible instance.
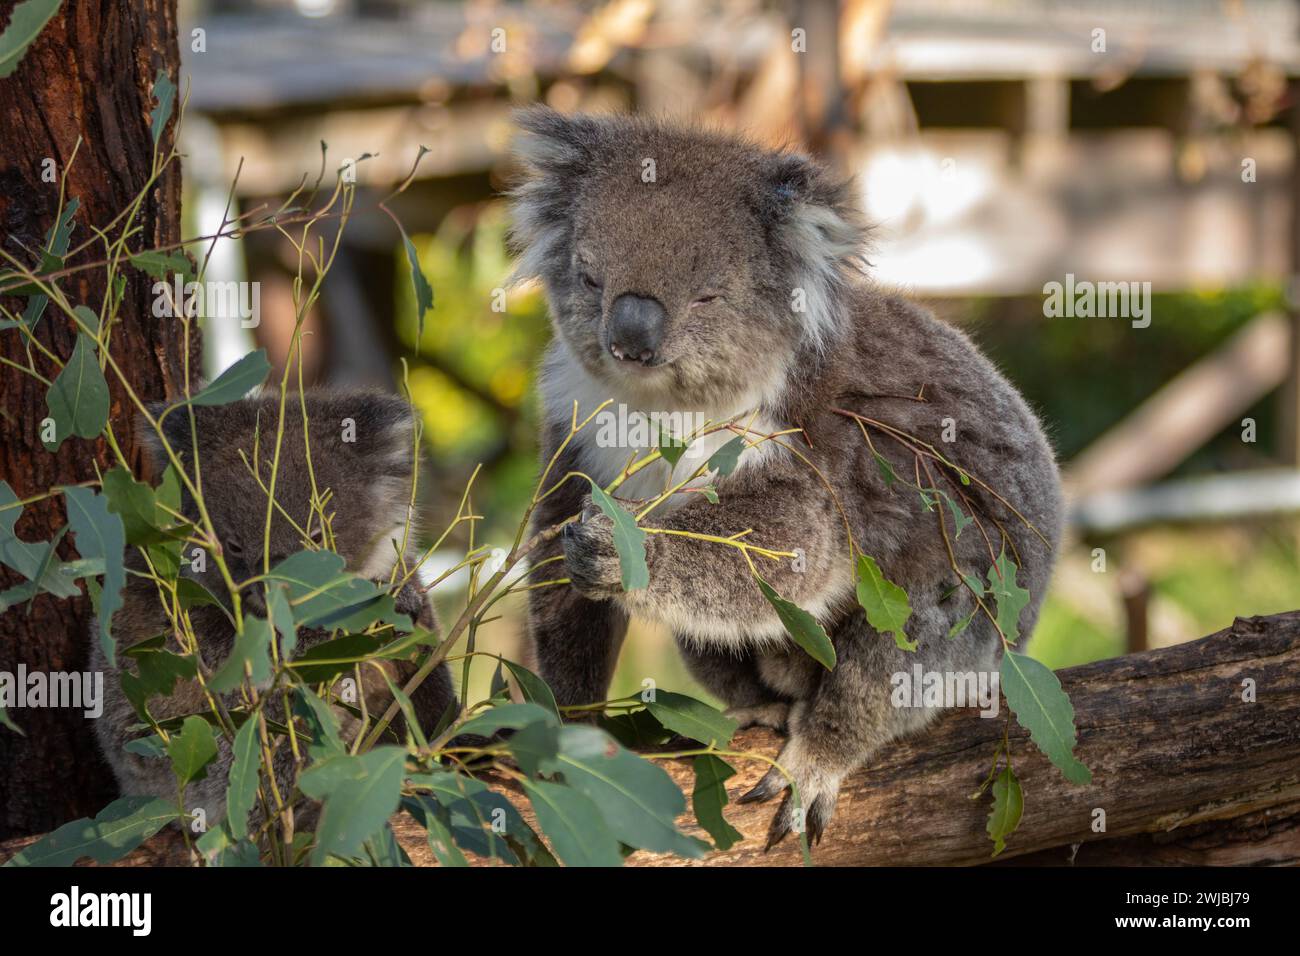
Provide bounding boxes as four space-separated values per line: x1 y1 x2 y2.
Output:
175 0 1300 704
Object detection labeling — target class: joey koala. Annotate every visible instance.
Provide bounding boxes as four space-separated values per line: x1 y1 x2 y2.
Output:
89 390 455 828
509 108 1064 847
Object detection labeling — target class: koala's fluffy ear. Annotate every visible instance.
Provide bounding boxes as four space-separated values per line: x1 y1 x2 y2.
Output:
332 392 418 479
762 151 869 349
508 107 607 284
137 402 197 473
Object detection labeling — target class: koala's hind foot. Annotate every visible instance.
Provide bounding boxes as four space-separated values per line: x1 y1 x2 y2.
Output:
737 613 952 850
725 702 790 731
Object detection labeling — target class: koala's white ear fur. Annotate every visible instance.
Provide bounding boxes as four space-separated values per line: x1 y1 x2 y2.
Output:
766 153 868 351
507 107 603 285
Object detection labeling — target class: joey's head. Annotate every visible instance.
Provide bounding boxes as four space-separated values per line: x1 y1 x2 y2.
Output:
141 390 420 612
509 107 867 409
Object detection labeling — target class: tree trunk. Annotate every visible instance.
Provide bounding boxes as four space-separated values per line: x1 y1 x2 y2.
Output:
0 0 189 839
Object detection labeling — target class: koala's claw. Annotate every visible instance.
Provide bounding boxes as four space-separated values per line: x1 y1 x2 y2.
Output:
740 741 841 851
562 498 625 599
737 765 789 805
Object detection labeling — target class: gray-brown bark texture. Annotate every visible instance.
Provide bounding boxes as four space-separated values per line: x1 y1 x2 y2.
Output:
0 0 191 839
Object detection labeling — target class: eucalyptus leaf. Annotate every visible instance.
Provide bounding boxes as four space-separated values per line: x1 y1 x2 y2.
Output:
987 764 1023 857
44 334 109 449
855 554 915 652
586 480 647 591
0 0 62 79
1000 651 1091 785
63 486 125 667
522 778 623 867
692 754 743 851
645 690 737 747
167 714 217 787
754 573 836 669
3 796 179 867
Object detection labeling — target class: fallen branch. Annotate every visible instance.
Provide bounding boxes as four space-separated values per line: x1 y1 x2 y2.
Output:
3 612 1297 867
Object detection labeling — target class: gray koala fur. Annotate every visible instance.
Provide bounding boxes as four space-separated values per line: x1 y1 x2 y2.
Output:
509 108 1064 848
89 390 455 833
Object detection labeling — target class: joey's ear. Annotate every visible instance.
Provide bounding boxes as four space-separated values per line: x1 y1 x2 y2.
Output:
137 402 197 471
762 151 868 349
333 393 418 479
508 107 607 283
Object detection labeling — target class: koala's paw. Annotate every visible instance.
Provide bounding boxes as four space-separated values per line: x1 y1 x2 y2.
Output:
393 581 437 631
736 737 841 850
724 702 790 732
562 497 625 600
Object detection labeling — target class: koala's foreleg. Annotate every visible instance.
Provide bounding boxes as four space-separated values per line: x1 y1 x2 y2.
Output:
674 641 792 731
564 473 849 643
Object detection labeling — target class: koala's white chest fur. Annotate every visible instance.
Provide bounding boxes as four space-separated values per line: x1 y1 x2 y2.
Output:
542 344 783 508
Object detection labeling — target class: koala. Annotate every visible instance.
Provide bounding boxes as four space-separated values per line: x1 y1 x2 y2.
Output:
89 389 455 833
509 108 1064 847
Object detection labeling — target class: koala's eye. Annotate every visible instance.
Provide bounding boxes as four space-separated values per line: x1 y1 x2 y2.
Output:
691 294 721 308
309 527 325 547
226 539 244 558
580 272 602 292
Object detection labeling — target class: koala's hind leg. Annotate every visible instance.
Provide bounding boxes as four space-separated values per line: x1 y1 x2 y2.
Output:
675 639 792 731
739 608 984 848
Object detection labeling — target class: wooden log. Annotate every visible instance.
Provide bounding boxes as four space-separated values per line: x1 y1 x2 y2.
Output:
3 611 1298 867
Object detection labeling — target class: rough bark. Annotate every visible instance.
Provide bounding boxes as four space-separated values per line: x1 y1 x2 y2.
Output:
0 0 190 839
2 611 1297 866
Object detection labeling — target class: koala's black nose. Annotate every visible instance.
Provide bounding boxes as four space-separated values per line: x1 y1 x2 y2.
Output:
607 294 666 365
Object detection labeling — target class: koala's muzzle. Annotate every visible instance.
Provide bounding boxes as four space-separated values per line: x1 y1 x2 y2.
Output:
607 293 666 366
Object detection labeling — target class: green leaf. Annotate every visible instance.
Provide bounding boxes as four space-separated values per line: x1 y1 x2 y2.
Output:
225 717 261 841
149 69 176 145
0 0 62 79
123 735 165 759
120 640 197 718
207 614 273 693
1000 651 1091 785
586 480 648 591
288 631 386 683
3 796 179 867
522 779 623 867
754 573 836 669
182 349 271 407
265 580 296 656
645 690 737 747
294 686 344 760
401 795 470 867
63 485 125 667
987 764 1023 857
455 701 557 740
947 609 976 639
706 435 745 476
408 770 548 865
701 486 719 504
986 550 1031 644
501 658 560 720
872 451 897 489
301 746 408 866
541 725 706 859
44 333 109 449
692 754 742 851
923 487 972 539
128 249 193 283
399 227 434 342
167 714 217 788
101 466 186 547
195 823 261 867
19 198 79 328
855 553 915 651
265 549 401 632
655 426 689 468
